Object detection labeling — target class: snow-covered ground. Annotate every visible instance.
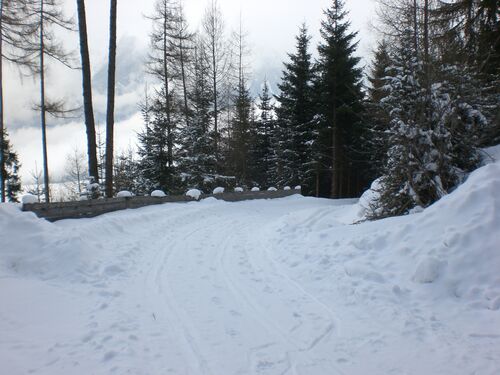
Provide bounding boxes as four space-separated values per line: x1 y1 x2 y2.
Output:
1 150 500 375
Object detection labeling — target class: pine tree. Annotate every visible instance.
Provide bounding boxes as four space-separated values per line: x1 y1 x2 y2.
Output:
137 92 178 193
76 0 99 186
1 129 21 203
177 39 217 190
372 29 481 218
315 0 366 198
252 81 275 187
274 24 315 191
365 41 393 178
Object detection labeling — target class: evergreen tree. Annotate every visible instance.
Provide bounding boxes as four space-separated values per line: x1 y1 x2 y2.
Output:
314 0 366 198
113 148 144 194
1 130 21 202
365 41 393 178
252 81 275 187
274 24 315 191
177 39 217 190
229 76 254 185
137 92 178 193
372 29 481 218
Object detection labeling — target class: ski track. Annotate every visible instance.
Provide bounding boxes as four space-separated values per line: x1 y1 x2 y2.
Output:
36 199 349 375
3 192 500 375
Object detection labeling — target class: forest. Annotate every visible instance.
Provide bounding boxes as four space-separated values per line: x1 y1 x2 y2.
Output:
0 0 499 219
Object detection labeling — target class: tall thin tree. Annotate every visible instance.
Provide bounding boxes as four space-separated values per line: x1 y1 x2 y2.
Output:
105 0 117 197
76 0 99 184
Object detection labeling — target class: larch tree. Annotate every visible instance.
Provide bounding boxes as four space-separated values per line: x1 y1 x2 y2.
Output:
0 0 38 202
202 0 229 170
76 0 99 189
105 0 117 198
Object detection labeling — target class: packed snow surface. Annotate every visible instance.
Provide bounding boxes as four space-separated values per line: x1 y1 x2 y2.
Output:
1 156 500 375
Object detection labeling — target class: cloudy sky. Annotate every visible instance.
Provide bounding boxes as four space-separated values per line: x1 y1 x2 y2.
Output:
5 0 378 183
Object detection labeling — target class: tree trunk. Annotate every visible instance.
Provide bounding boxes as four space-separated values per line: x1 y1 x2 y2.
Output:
163 11 173 168
105 0 117 197
413 0 419 55
40 0 51 203
0 0 5 203
76 0 99 183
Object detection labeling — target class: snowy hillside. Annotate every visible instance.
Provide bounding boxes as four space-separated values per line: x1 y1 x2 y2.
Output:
1 149 499 375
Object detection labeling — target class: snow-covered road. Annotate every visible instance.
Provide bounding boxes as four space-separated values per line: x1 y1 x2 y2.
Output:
2 160 500 375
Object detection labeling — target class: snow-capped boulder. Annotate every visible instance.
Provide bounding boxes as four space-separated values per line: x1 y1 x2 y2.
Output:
151 190 167 198
294 185 302 190
21 194 38 205
234 187 244 193
413 257 442 283
267 187 278 192
284 186 291 191
117 191 133 198
251 187 260 192
186 189 202 200
213 187 225 195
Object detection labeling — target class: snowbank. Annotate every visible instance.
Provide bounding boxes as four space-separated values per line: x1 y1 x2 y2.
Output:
21 194 38 205
186 189 202 200
213 187 224 194
116 191 133 198
151 190 166 197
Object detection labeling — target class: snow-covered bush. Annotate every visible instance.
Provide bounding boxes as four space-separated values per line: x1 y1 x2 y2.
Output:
284 186 291 191
234 187 244 193
267 187 277 192
294 185 301 190
21 194 38 205
85 177 101 200
186 189 202 200
151 190 167 197
251 187 260 192
213 187 224 194
117 191 133 198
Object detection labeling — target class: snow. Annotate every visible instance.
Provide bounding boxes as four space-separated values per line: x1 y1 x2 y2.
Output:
284 186 291 191
186 188 202 200
1 157 500 375
213 187 225 194
412 257 442 283
234 187 244 192
21 194 38 205
151 190 167 197
116 190 133 198
294 185 301 190
267 187 277 191
251 187 260 192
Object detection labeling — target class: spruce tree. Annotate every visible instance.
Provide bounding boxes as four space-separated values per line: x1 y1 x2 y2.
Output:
314 0 365 198
137 92 178 193
274 24 315 191
372 29 481 218
1 130 21 203
177 39 217 190
252 81 275 187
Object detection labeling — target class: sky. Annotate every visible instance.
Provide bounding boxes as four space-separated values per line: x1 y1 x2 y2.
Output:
5 0 378 183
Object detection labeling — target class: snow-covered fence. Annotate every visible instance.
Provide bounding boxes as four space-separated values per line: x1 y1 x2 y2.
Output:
22 188 301 222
